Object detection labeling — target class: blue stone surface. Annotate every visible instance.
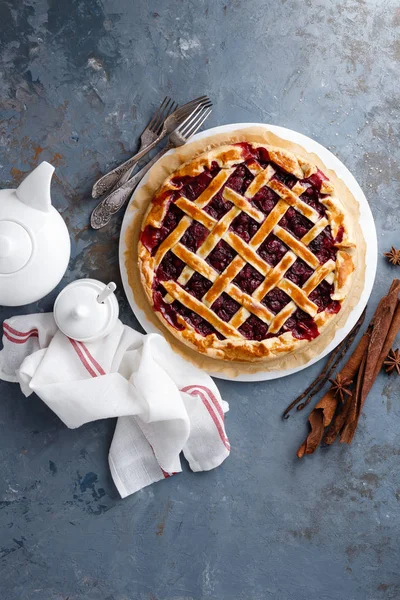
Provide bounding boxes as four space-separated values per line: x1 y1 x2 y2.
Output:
1 1 400 598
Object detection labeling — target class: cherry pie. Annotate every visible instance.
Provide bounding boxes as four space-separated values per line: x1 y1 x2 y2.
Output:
138 142 356 361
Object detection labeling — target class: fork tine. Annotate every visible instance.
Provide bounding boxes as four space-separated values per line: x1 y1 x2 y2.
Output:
176 95 209 110
169 100 179 115
181 100 212 126
147 96 170 132
177 102 212 135
185 108 212 138
154 96 176 132
175 105 202 133
156 100 178 135
185 107 212 137
182 107 212 138
176 97 209 116
173 96 210 119
151 97 174 133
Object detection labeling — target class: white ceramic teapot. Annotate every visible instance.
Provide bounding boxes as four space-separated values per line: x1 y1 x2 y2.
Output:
0 161 71 306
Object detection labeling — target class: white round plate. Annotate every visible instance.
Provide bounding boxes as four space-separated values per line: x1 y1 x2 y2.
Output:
119 123 377 382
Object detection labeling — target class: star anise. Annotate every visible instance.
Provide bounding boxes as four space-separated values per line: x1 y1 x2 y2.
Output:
383 348 400 375
328 374 353 403
384 247 400 266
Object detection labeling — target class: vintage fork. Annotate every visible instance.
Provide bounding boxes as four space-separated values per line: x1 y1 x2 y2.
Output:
92 96 178 199
90 103 212 229
92 95 210 198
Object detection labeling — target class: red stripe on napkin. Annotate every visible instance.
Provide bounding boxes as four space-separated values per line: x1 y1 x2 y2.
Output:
182 384 224 421
3 329 39 344
68 339 106 378
161 468 178 478
69 339 98 378
77 342 106 376
3 323 39 338
181 385 230 451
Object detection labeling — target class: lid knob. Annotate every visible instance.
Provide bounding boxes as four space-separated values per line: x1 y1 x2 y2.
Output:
70 305 90 320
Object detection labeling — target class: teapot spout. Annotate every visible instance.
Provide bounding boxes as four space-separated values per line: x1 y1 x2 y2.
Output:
16 161 55 213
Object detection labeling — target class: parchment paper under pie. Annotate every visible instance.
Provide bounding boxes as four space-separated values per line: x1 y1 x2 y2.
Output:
124 126 366 378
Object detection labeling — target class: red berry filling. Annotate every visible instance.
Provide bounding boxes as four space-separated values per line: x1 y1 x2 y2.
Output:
184 271 212 300
230 212 260 242
309 280 341 314
239 314 270 341
234 142 270 167
204 164 255 219
262 287 291 314
206 240 236 272
171 162 220 201
300 185 326 218
225 164 254 195
273 166 298 189
173 301 224 339
303 169 329 192
204 190 233 220
257 234 289 267
279 309 320 340
153 281 224 338
140 225 162 254
157 250 185 281
335 225 344 243
141 202 184 254
251 186 279 215
180 221 209 252
284 259 314 287
211 292 241 322
233 264 264 295
308 227 337 264
153 284 184 331
278 207 313 239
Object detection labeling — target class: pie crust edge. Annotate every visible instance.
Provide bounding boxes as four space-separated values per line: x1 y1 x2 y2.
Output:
138 142 357 362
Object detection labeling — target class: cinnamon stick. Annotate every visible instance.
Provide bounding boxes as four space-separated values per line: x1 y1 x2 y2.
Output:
372 300 400 381
335 335 369 441
296 410 324 457
341 281 400 443
298 325 371 453
296 391 340 457
339 352 367 443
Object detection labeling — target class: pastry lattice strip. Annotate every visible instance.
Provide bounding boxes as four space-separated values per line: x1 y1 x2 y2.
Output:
154 159 336 338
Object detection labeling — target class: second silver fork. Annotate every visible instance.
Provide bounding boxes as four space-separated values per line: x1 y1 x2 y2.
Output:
90 103 212 229
92 96 178 199
92 95 210 199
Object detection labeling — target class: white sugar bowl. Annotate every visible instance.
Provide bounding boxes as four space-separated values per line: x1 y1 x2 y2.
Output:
54 279 119 342
0 161 71 306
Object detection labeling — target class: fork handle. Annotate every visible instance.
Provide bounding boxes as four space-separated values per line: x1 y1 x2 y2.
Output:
91 133 165 198
90 144 171 229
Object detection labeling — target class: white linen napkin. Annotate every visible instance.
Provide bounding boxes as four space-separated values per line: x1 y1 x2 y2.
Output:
0 314 230 498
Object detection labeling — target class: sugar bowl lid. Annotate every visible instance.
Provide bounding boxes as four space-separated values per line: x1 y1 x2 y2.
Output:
54 278 119 342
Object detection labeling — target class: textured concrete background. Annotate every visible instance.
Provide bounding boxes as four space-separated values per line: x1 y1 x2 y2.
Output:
1 1 400 599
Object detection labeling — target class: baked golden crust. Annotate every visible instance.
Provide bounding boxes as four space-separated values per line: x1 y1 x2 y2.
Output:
138 142 356 362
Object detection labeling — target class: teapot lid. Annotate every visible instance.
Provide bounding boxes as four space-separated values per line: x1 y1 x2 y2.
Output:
54 279 119 342
0 221 32 274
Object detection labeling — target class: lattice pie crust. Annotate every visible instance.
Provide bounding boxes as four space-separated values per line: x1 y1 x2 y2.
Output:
138 143 356 361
